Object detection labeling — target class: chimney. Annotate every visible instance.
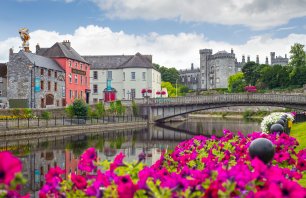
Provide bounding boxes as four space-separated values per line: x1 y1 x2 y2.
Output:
242 55 245 63
247 55 250 63
191 63 194 70
63 40 71 48
9 48 13 61
265 56 269 65
256 55 259 64
36 43 40 54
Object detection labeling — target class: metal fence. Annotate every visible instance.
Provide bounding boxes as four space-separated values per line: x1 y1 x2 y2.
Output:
0 115 147 130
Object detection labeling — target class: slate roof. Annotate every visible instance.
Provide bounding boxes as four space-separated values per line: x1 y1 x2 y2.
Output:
22 51 64 72
38 42 88 64
0 63 7 77
83 53 153 70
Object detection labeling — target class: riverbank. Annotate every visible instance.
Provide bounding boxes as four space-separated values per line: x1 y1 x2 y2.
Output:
291 122 306 187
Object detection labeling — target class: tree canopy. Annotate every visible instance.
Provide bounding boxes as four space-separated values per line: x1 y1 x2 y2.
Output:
228 72 246 92
154 63 179 84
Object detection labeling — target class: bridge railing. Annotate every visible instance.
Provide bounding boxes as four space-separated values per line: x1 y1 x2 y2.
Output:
145 94 306 105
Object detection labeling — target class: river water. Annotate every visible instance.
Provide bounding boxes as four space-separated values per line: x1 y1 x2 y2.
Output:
6 117 260 196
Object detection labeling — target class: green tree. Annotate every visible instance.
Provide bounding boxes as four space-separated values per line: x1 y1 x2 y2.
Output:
260 65 290 89
161 81 176 97
154 64 179 84
228 72 246 92
289 43 306 68
95 102 105 117
65 99 88 117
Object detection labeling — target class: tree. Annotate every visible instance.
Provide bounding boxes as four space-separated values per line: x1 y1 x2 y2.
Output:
65 99 88 117
228 72 246 92
161 81 176 97
154 63 179 84
289 43 306 68
261 65 290 89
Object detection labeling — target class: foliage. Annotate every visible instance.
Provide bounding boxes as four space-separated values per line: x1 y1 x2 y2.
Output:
109 101 126 115
65 99 88 118
9 108 35 119
228 72 246 92
41 111 52 120
154 63 179 84
4 129 306 197
132 100 139 116
95 102 105 117
289 43 306 68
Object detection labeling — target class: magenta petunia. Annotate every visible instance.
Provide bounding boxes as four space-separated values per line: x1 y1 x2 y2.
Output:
0 151 22 185
71 174 87 189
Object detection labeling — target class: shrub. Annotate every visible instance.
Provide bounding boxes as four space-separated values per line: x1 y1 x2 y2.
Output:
41 111 52 120
95 102 105 117
132 100 139 116
65 99 88 118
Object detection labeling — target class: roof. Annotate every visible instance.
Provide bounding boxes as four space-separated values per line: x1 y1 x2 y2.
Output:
215 50 229 54
0 63 7 77
83 53 153 70
21 51 64 72
38 42 88 64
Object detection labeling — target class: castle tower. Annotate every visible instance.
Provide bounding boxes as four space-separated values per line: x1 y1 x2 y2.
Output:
199 49 213 90
256 55 259 64
242 55 245 64
270 52 275 65
247 55 250 63
265 57 269 65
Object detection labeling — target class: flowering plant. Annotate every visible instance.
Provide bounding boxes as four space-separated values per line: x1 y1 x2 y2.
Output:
1 131 305 197
261 112 295 133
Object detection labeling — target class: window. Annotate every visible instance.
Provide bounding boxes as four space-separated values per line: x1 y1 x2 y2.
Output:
93 98 98 103
75 63 78 68
40 68 44 76
93 71 98 80
48 81 51 91
93 84 98 93
40 81 44 90
216 78 220 83
80 63 83 70
85 65 87 70
48 70 52 77
123 72 125 81
107 71 112 80
131 89 136 99
54 71 58 78
131 72 136 80
123 89 125 98
75 75 78 84
202 73 205 77
69 73 72 83
75 90 77 98
69 90 72 99
54 82 57 91
142 72 146 81
69 61 72 67
81 76 83 85
56 100 59 107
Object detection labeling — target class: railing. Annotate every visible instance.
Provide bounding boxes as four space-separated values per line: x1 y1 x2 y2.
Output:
0 115 147 131
144 94 306 106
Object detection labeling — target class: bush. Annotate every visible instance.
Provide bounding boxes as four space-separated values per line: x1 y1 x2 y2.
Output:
132 100 139 116
95 102 105 117
41 111 52 120
65 99 88 118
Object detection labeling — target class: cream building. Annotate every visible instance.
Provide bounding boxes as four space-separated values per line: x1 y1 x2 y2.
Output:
83 53 161 103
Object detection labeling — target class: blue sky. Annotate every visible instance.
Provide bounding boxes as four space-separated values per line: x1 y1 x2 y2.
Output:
1 0 306 68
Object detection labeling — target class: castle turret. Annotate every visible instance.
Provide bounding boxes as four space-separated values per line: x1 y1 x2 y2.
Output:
270 52 275 64
231 48 234 54
242 55 245 63
265 57 269 65
247 55 250 63
36 43 40 54
191 63 194 70
256 55 259 64
199 49 213 90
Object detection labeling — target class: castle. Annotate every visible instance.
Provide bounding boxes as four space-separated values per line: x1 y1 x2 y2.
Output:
179 49 289 90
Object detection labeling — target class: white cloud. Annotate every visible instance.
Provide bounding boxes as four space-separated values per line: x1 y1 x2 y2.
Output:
91 0 306 29
1 25 306 69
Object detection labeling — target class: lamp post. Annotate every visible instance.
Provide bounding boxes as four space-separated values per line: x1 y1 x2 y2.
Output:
28 64 33 108
176 79 178 97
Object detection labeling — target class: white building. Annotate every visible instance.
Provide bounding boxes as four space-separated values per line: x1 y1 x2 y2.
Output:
83 53 161 103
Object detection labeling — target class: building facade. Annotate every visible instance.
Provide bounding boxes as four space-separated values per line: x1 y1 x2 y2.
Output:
179 63 200 90
36 41 90 105
180 49 289 91
7 50 65 108
83 53 161 103
0 63 7 107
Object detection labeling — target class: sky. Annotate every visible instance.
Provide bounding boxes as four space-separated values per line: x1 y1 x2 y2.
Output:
1 0 306 69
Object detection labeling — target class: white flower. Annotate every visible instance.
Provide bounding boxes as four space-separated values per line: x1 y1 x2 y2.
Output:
260 112 294 134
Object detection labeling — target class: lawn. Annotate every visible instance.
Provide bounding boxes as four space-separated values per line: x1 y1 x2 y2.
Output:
291 121 306 187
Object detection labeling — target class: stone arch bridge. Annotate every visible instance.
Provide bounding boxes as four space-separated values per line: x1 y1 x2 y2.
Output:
138 94 306 123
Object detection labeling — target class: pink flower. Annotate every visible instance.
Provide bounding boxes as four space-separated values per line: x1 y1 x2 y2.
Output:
296 159 306 171
115 175 137 198
71 174 87 189
45 166 64 183
0 151 22 185
110 152 125 172
78 147 97 172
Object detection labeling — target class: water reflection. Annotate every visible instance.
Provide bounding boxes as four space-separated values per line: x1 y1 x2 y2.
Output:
1 118 260 196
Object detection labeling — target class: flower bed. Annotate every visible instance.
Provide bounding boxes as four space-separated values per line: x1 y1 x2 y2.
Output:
261 112 295 133
1 131 306 197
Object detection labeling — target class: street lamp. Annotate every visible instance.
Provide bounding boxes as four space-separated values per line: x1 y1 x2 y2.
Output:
176 79 178 97
28 64 33 108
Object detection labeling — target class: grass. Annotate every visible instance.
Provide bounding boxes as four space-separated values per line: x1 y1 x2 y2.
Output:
291 122 306 187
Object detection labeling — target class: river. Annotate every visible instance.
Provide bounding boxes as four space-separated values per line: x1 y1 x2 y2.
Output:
4 117 260 196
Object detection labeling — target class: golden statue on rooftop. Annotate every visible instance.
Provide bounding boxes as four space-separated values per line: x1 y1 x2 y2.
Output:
19 28 30 52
